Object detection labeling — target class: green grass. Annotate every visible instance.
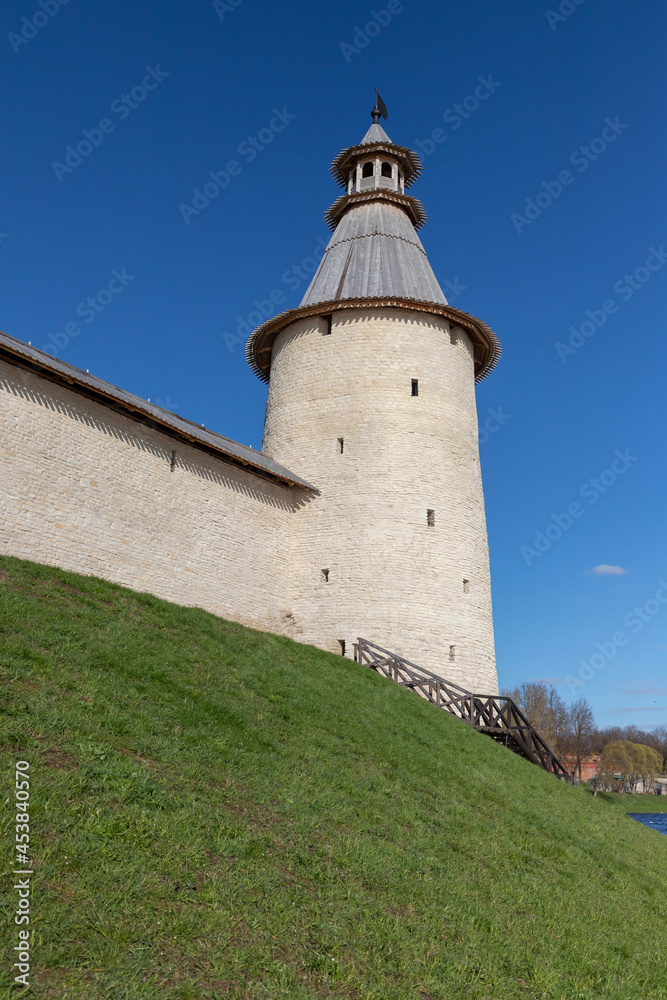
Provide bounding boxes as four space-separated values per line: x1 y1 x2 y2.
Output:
601 792 667 813
1 555 666 1000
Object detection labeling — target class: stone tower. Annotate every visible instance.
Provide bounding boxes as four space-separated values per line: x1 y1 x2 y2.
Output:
246 104 501 694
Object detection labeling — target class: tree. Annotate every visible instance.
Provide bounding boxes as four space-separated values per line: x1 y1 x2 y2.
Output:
593 740 664 795
639 746 663 793
625 741 645 793
562 698 596 779
592 724 667 771
501 694 666 783
591 724 624 755
594 741 633 795
502 682 568 758
644 728 667 770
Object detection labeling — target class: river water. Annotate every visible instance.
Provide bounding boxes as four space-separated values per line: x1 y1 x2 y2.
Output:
628 813 667 835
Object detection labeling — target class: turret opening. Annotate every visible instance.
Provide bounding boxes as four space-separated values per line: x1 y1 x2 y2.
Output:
354 157 400 192
378 158 398 191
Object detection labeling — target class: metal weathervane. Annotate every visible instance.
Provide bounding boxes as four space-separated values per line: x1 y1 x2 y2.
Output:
372 89 388 122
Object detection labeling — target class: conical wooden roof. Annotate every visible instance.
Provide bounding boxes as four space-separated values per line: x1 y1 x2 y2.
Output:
245 111 501 386
301 120 445 306
300 199 446 305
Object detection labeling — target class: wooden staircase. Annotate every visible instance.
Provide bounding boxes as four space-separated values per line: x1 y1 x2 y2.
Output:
353 639 570 779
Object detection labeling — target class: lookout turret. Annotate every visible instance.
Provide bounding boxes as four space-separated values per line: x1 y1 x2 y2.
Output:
246 102 501 694
336 120 412 195
300 117 441 306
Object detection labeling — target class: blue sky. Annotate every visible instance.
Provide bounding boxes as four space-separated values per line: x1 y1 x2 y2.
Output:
2 0 665 728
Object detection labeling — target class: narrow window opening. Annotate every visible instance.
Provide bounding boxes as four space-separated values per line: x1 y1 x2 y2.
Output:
381 161 392 177
170 450 177 472
411 379 419 396
362 161 374 178
338 437 344 454
339 639 346 656
321 569 329 583
427 509 435 527
463 579 470 594
321 314 332 335
449 645 456 661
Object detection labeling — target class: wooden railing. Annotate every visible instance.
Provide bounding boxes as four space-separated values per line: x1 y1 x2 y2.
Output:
353 638 569 779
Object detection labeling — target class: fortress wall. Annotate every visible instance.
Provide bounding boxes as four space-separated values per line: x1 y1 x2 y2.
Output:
0 357 294 633
262 308 498 694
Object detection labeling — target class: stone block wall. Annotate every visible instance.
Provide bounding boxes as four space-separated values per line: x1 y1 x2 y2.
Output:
0 358 295 634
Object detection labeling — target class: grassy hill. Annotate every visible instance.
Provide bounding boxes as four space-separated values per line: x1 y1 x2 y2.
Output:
1 555 666 1000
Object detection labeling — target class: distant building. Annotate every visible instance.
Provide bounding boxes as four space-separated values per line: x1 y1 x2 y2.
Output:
567 755 667 792
561 755 600 781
